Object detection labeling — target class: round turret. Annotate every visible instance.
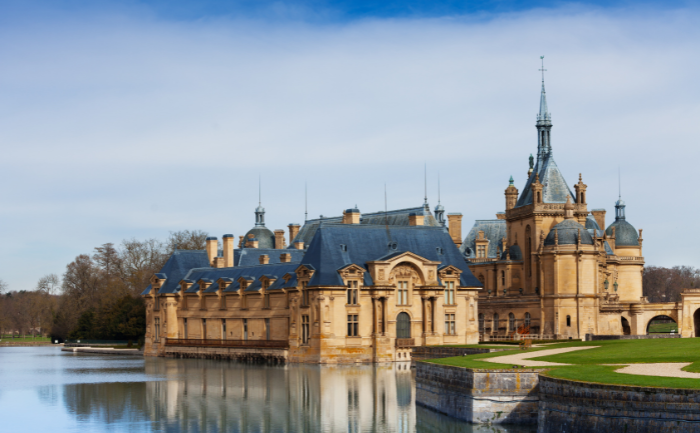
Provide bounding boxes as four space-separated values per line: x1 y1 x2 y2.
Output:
544 219 594 246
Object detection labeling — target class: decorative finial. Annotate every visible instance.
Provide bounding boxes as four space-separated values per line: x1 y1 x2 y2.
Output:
535 173 540 183
579 173 582 183
529 154 534 170
424 163 428 207
509 175 514 185
539 55 547 85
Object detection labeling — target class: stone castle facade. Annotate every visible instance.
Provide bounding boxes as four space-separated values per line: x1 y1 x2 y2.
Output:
142 77 700 362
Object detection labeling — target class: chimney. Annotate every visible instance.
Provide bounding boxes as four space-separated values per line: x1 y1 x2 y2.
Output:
288 224 300 245
408 212 424 226
274 230 286 249
591 209 606 231
447 213 463 247
294 240 304 250
245 234 259 249
206 237 218 266
280 253 292 263
223 234 234 267
505 176 518 211
342 208 361 224
259 254 270 265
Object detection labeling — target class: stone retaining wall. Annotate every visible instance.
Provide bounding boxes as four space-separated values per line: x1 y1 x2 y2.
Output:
538 375 700 433
415 361 541 424
585 334 681 341
165 346 287 364
411 346 506 360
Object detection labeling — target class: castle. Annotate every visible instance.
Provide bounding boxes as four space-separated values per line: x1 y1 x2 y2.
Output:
142 76 700 362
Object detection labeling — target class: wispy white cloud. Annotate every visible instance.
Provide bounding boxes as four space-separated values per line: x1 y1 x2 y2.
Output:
1 3 699 290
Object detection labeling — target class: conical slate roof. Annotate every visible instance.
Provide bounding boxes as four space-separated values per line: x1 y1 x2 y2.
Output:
516 158 575 207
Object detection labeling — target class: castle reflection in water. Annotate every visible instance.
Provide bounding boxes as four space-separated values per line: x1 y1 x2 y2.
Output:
60 358 533 433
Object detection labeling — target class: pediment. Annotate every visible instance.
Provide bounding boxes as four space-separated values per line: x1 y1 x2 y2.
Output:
337 264 366 278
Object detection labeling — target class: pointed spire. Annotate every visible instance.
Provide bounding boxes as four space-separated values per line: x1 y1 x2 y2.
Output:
509 175 514 185
537 56 551 124
423 163 429 210
304 182 308 222
255 177 265 227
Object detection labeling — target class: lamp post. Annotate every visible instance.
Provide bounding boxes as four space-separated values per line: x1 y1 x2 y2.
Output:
614 281 618 292
604 279 609 291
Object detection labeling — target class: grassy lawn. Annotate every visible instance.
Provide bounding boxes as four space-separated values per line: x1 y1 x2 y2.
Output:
0 336 52 343
428 344 518 350
648 322 678 333
425 339 700 389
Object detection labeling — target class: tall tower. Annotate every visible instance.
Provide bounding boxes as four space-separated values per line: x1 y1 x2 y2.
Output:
536 56 552 165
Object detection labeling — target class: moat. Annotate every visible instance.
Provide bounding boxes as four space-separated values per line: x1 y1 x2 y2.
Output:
0 347 535 432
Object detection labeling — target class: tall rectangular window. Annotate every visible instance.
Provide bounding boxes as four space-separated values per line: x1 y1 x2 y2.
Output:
444 314 455 335
477 245 486 258
397 281 408 305
301 315 310 344
264 293 270 308
202 318 207 340
243 319 248 340
265 318 270 340
346 281 358 305
222 319 227 340
347 314 358 337
154 317 160 342
444 281 455 305
183 318 188 339
301 281 309 306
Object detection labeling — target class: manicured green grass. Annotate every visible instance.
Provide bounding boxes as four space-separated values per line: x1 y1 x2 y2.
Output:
424 339 700 389
648 322 678 333
0 336 52 343
429 344 518 350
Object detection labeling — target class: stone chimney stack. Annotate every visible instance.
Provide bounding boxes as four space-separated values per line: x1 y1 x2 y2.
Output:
294 240 304 250
408 213 424 226
447 213 463 247
280 253 292 263
288 224 300 245
245 234 259 249
342 207 361 224
223 234 234 267
274 230 286 249
259 254 270 265
591 209 606 231
206 237 218 266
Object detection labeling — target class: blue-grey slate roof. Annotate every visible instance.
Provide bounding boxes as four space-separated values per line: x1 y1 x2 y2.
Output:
300 223 481 288
234 248 305 266
141 250 211 295
292 205 443 247
180 263 300 294
516 156 575 208
544 219 594 246
606 219 639 247
243 227 276 249
461 220 506 259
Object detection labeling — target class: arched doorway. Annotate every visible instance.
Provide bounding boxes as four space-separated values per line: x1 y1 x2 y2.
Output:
694 309 700 337
396 312 411 339
647 315 678 335
621 317 631 335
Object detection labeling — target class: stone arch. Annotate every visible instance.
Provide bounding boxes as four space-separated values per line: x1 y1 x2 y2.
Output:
646 315 678 335
508 313 516 332
694 309 700 337
389 262 424 286
621 316 631 335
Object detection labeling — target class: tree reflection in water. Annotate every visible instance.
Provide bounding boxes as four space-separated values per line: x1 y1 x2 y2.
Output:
58 356 534 433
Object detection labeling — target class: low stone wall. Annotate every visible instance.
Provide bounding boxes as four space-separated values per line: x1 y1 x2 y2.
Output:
415 361 541 424
538 375 700 433
61 347 142 356
411 346 507 361
585 334 681 341
165 345 287 364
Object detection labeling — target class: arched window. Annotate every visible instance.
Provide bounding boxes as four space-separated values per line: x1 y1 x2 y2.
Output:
397 312 411 339
566 315 571 327
478 314 484 333
524 312 531 327
508 313 515 332
493 313 499 332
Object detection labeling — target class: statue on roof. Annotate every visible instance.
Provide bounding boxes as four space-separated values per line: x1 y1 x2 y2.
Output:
529 154 534 169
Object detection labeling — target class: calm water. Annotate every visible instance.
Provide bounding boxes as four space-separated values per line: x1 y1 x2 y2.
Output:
0 347 536 433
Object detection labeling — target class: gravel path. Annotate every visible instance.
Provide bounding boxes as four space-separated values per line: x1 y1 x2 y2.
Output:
615 363 700 379
483 346 599 367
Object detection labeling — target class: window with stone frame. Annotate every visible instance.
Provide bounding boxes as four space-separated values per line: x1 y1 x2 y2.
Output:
397 281 409 305
477 245 486 258
154 317 160 342
444 314 455 335
346 280 359 305
347 314 359 337
443 281 456 305
301 315 310 344
478 313 484 333
301 281 309 306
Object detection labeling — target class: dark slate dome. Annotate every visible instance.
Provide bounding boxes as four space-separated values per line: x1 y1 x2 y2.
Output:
585 216 601 230
606 220 639 246
500 244 523 260
544 219 594 246
244 227 276 249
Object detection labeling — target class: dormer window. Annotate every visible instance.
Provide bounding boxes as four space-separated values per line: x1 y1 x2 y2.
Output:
444 281 455 305
346 280 359 305
477 245 486 258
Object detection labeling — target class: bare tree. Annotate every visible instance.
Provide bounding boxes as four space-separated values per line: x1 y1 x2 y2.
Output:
166 230 209 252
644 266 700 303
37 274 61 296
0 279 7 294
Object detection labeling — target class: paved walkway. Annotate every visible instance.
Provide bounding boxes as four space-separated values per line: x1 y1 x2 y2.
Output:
615 363 700 379
483 346 598 367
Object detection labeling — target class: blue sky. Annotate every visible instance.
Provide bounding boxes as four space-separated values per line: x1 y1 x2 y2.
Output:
1 0 700 291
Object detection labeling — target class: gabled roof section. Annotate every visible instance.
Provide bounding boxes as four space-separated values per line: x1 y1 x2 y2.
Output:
234 248 304 266
292 205 443 247
516 157 574 208
461 220 506 259
142 250 211 295
300 223 481 288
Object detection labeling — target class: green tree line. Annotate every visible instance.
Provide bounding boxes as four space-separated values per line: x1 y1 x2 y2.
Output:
0 230 208 342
